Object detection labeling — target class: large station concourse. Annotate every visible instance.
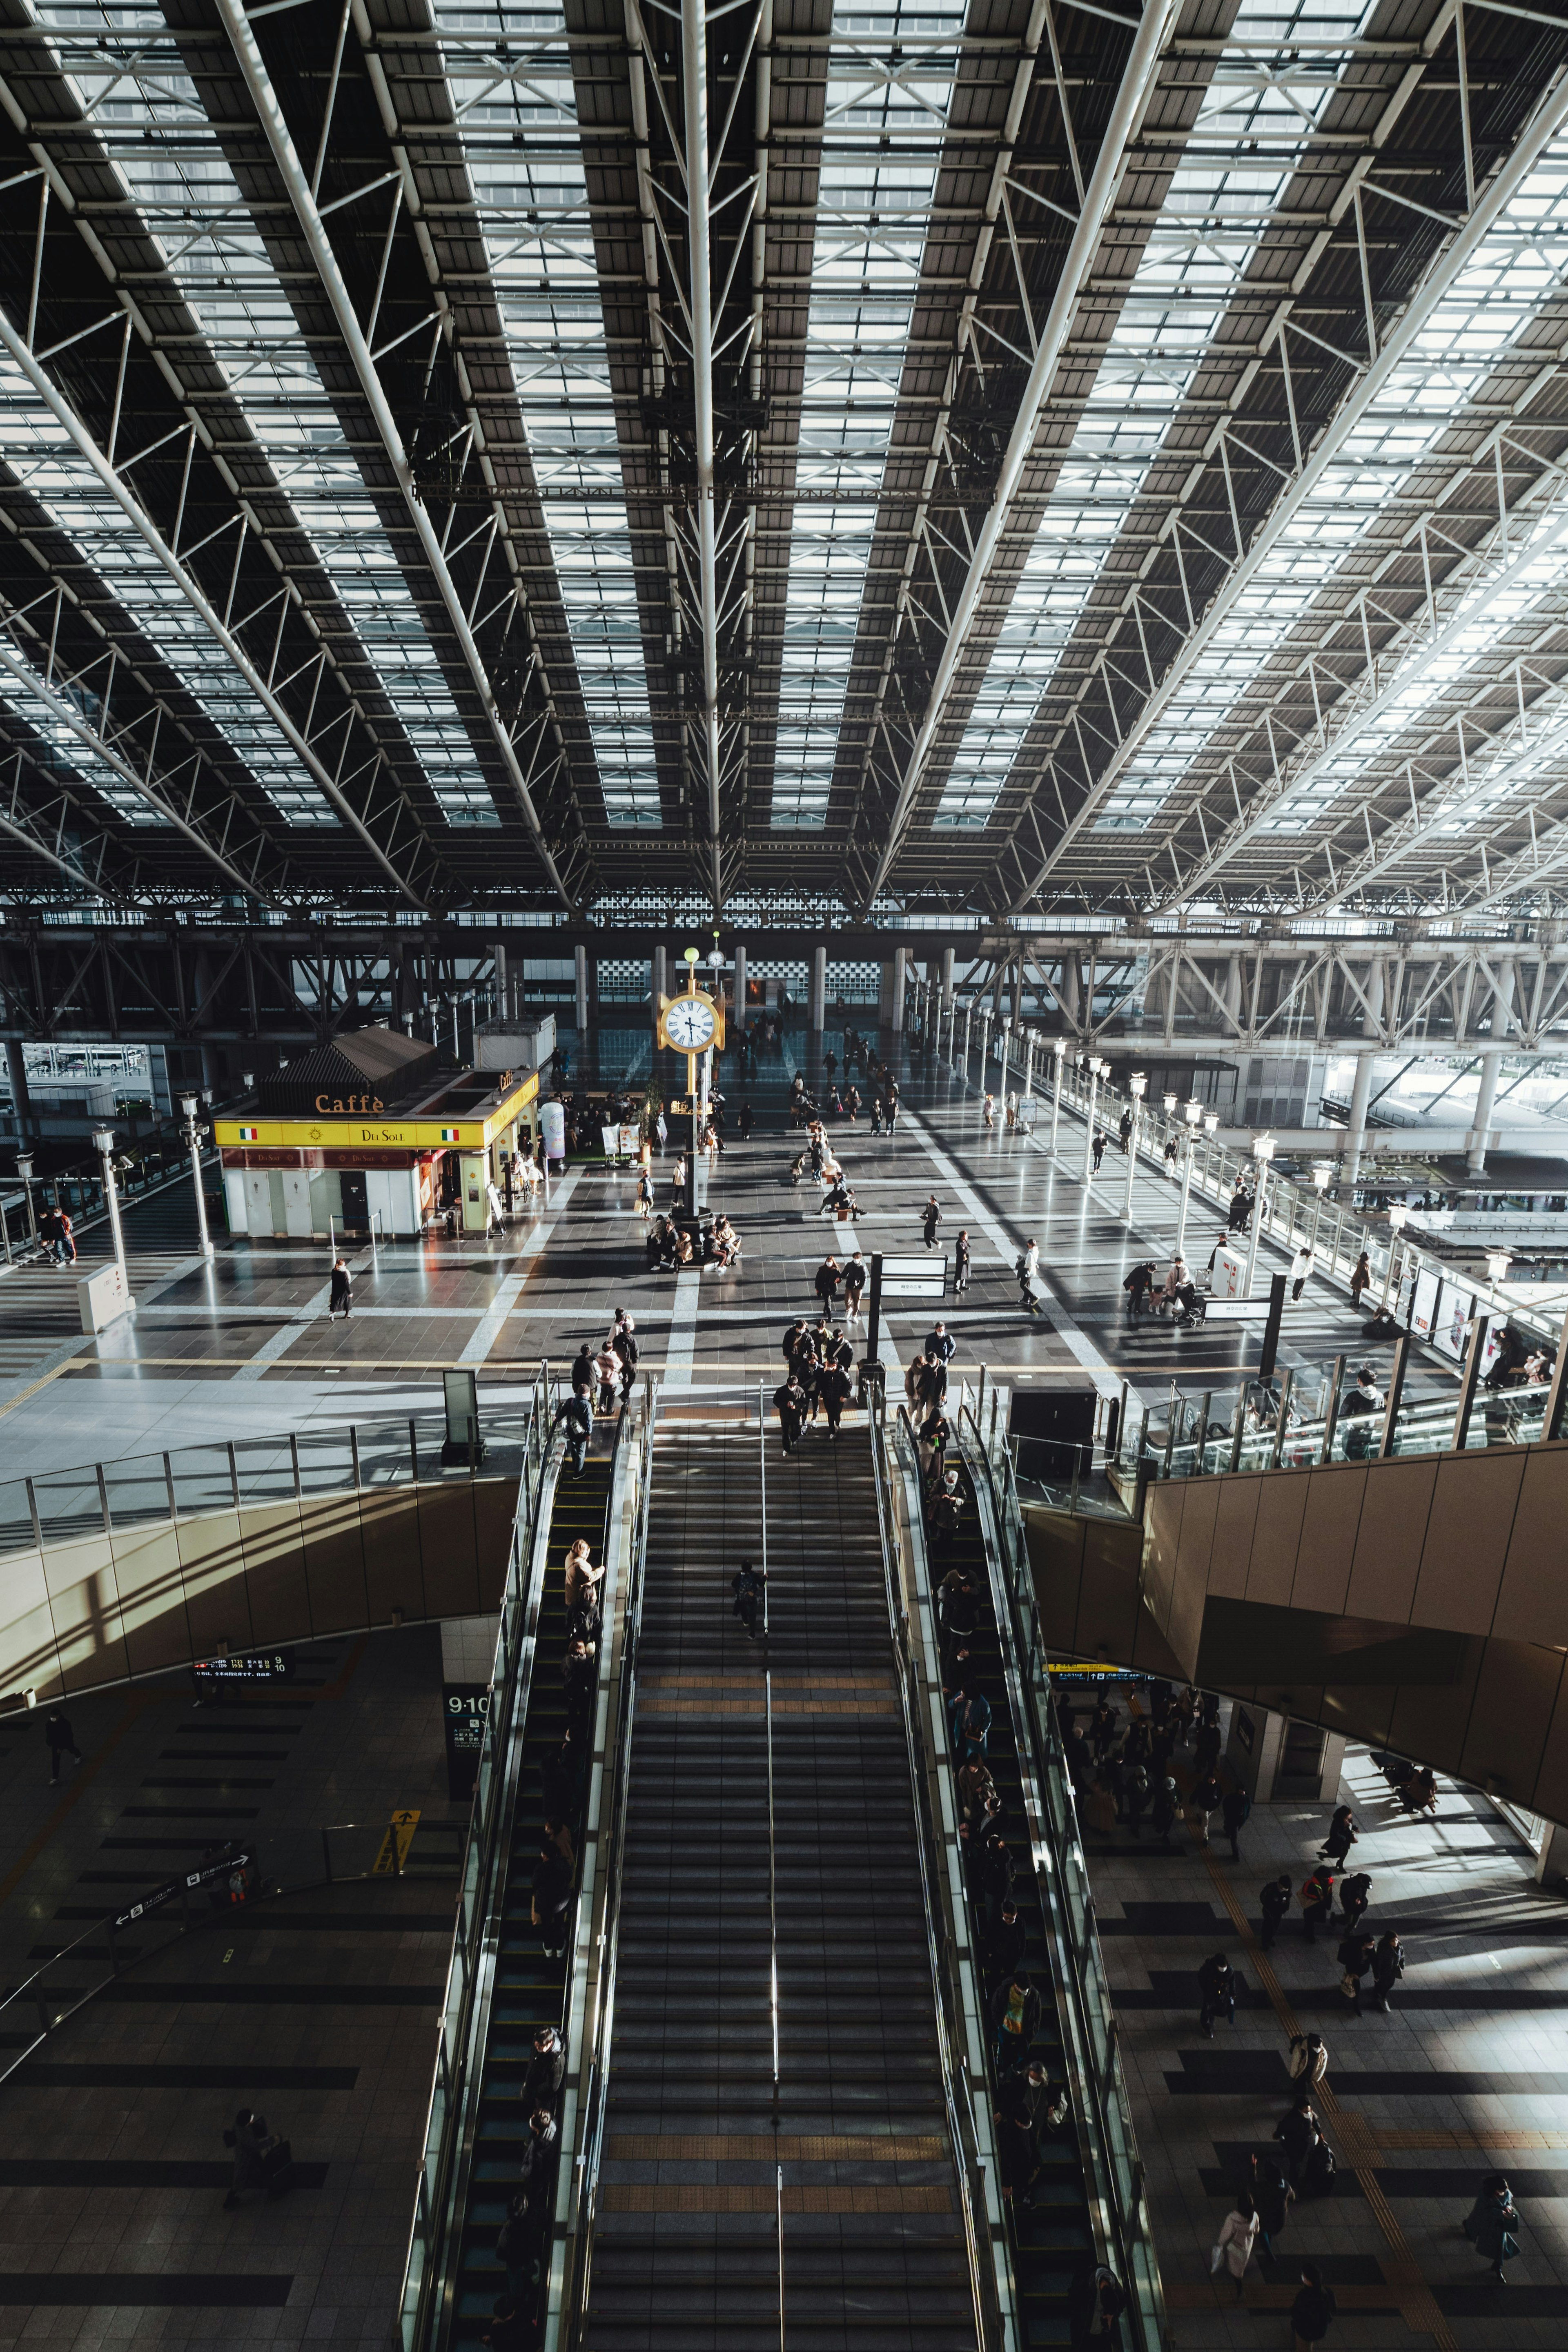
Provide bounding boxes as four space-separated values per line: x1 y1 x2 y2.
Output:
5 2 1568 2349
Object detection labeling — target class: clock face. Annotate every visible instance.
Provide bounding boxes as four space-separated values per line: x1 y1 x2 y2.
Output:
666 996 717 1051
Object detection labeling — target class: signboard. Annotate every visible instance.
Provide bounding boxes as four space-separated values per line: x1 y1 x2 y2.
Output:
374 1808 421 1875
78 1262 134 1334
1017 1095 1038 1130
112 1844 256 1934
192 1651 293 1688
877 1254 947 1300
1410 1265 1442 1345
1434 1281 1475 1361
213 1070 537 1156
539 1100 566 1163
443 1683 490 1802
1047 1656 1141 1685
1210 1243 1247 1300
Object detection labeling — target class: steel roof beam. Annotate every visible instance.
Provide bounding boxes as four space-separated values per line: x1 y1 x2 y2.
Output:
683 0 726 914
1007 55 1568 916
859 0 1176 907
214 0 574 915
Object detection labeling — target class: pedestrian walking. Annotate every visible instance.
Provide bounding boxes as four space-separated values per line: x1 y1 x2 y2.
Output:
1350 1251 1370 1308
1274 2094 1321 2187
1461 2174 1521 2285
1291 2260 1337 2348
1260 1873 1292 1949
45 1709 82 1785
843 1251 866 1323
1197 1951 1236 2038
328 1255 353 1319
530 1839 572 1957
222 2107 281 2209
1288 2031 1328 2092
554 1384 593 1476
1338 1870 1372 1939
1289 1242 1314 1301
813 1254 841 1312
522 2025 566 2114
1212 2195 1258 2299
1016 1237 1040 1313
1336 1929 1376 2015
1150 1774 1180 1849
953 1229 971 1292
983 1092 996 1129
991 1972 1041 2073
1067 2263 1127 2343
1221 1783 1251 1861
1254 2160 1294 2257
773 1374 806 1457
1299 1866 1335 1941
1319 1804 1358 1867
1227 1183 1251 1234
922 1194 942 1250
1188 1771 1221 1846
1371 1928 1405 2013
929 1467 963 1563
1123 1259 1157 1321
731 1559 766 1640
1091 1130 1107 1174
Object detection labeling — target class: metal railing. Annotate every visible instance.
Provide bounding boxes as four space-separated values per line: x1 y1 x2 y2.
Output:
557 1378 658 2350
873 1390 1013 2352
1 1405 538 1568
397 1367 559 2351
958 1394 1168 2352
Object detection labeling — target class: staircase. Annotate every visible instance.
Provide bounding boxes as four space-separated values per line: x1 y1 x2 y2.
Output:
582 1408 979 2352
451 1453 614 2345
0 1175 205 1389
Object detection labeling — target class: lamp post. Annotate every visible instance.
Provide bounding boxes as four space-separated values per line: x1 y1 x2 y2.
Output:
1308 1162 1331 1255
1023 1030 1035 1105
1050 1038 1066 1154
1162 1091 1178 1165
980 1007 992 1092
93 1125 129 1295
1123 1072 1146 1222
1202 1111 1218 1189
1176 1098 1203 1256
14 1150 36 1248
180 1095 215 1261
1378 1201 1408 1313
998 1016 1011 1103
1243 1134 1274 1296
962 1001 972 1072
1081 1056 1102 1184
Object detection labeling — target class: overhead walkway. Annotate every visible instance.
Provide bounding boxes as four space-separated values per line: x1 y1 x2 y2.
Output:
570 1396 988 2352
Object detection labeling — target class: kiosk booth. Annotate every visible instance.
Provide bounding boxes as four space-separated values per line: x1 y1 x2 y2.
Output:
214 1027 540 1239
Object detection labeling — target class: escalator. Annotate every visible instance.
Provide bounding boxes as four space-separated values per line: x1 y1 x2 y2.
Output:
577 1402 984 2352
449 1450 615 2345
933 1447 1097 2348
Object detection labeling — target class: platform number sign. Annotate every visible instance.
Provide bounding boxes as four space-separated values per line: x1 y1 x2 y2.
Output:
444 1682 491 1802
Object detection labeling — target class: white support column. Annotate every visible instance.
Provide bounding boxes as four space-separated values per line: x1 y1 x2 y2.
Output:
810 944 827 1031
1469 1049 1504 1175
653 944 667 1036
1345 1052 1374 1185
732 940 747 1032
940 946 955 1009
574 944 589 1035
891 947 908 1031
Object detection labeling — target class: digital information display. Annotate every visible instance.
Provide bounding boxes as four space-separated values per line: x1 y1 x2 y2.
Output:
191 1651 294 1686
444 1683 491 1802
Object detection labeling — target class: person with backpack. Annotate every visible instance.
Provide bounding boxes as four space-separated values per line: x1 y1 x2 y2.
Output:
554 1384 593 1476
1212 2193 1258 2299
1299 1865 1335 1942
1260 1873 1292 1949
1274 2094 1320 2186
1197 1952 1236 2038
730 1560 766 1641
1221 1782 1251 1860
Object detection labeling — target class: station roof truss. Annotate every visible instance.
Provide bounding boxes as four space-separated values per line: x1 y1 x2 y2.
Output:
0 0 1566 937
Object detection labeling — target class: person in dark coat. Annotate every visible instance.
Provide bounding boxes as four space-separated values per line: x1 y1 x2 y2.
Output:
1254 2160 1294 2258
554 1385 593 1476
1197 1952 1235 2038
1371 1929 1405 2013
1261 1874 1292 1949
813 1255 841 1310
223 2108 272 2208
1068 2263 1127 2343
517 2109 559 2207
530 1842 572 1957
328 1256 353 1319
522 2026 565 2113
991 1973 1042 2073
1221 1784 1250 1861
1273 2094 1320 2186
1291 2259 1338 2345
773 1374 806 1456
1336 1930 1377 2015
1300 1866 1335 1942
1319 1804 1358 1866
45 1711 82 1785
1339 1870 1372 1939
731 1560 767 1639
989 1903 1027 1989
1462 2174 1521 2284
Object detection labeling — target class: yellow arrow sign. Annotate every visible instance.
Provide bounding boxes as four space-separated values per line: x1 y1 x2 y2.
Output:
373 1808 421 1875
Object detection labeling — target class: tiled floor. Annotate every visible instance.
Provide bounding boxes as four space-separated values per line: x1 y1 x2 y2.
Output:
1084 1711 1568 2348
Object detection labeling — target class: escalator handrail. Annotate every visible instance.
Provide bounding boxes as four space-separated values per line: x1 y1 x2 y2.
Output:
871 1394 1013 2352
555 1375 659 2349
957 1403 1167 2352
398 1365 559 2350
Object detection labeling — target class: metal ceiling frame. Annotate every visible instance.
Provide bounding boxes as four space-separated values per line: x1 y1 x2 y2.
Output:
1006 49 1568 915
860 0 1177 906
214 0 577 913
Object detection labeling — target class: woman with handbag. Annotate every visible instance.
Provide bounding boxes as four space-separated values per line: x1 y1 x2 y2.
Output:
1212 2194 1259 2298
1462 2174 1521 2284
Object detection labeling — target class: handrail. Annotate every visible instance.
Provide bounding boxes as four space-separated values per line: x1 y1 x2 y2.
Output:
871 1391 1011 2352
556 1374 658 2350
759 1381 784 2352
958 1401 1167 2352
398 1367 557 2351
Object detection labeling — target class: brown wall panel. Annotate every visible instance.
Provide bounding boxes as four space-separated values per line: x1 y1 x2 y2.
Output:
1413 1453 1528 1636
472 1481 520 1616
416 1485 481 1618
1459 1637 1566 1803
1290 1466 1365 1617
1159 1479 1218 1663
1244 1474 1309 1609
1527 1670 1568 1825
175 1512 254 1657
1209 1479 1261 1601
239 1500 311 1645
0 1547 64 1702
1492 1446 1568 1644
1139 1487 1185 1650
42 1532 129 1691
359 1490 428 1624
1386 1643 1485 1775
109 1523 193 1679
1345 1457 1437 1622
297 1495 370 1635
1025 1513 1087 1649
